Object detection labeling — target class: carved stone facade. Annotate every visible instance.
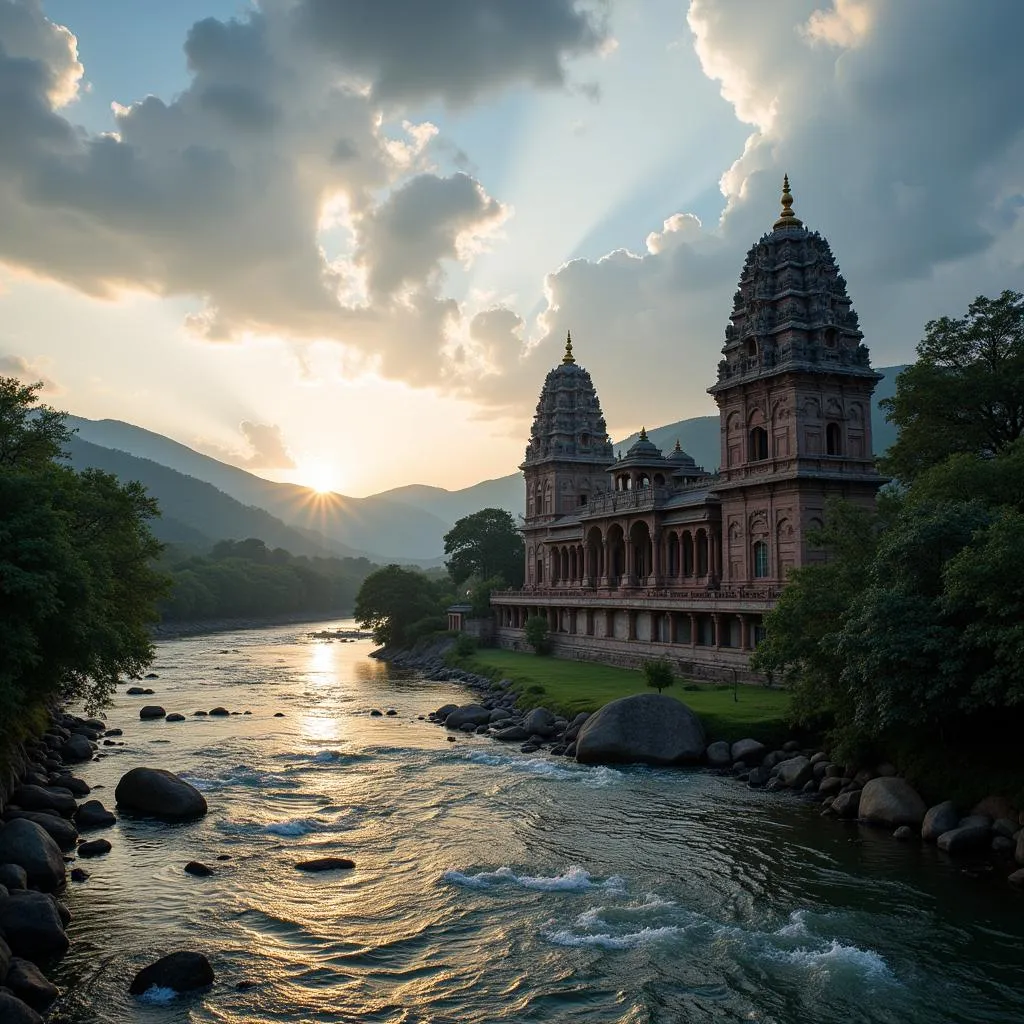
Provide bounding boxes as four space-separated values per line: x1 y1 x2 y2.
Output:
490 180 884 678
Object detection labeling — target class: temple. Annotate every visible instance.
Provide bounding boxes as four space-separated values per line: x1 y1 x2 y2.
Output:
490 178 883 679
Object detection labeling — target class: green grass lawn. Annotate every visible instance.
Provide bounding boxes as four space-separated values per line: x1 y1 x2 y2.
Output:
456 648 793 745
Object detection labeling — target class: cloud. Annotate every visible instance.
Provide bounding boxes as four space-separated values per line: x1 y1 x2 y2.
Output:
0 352 64 394
201 420 296 470
288 0 610 105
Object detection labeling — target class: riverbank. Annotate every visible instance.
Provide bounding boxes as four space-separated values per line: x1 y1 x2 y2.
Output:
151 610 355 639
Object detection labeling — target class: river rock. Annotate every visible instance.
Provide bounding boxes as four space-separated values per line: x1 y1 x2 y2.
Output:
937 825 991 855
77 838 111 858
139 706 166 721
892 825 914 841
74 800 116 830
8 812 77 851
492 725 530 742
858 777 927 828
818 776 845 797
5 957 59 1011
104 728 123 737
575 694 705 766
59 735 93 764
832 789 861 818
0 820 65 891
166 713 186 723
564 712 591 742
993 818 1017 839
129 951 215 995
295 857 355 872
972 795 1017 822
445 705 491 730
0 863 28 890
0 890 69 961
730 738 766 764
0 991 43 1024
209 707 229 717
125 686 145 695
10 786 76 818
434 704 459 722
184 861 213 877
705 741 732 767
52 775 89 797
522 707 556 738
921 801 959 842
115 768 208 821
488 707 513 723
775 756 813 789
70 868 89 882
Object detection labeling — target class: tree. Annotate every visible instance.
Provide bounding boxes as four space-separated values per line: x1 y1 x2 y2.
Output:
881 290 1024 481
354 564 440 647
0 379 169 719
643 658 674 694
523 615 551 655
443 508 524 587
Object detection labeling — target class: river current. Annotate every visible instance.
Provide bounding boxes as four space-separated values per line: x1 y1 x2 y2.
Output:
52 621 1023 1023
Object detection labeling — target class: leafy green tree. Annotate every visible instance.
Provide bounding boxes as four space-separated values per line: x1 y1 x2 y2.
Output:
882 290 1024 481
444 508 524 587
0 379 168 719
524 614 551 655
354 564 441 647
643 658 674 694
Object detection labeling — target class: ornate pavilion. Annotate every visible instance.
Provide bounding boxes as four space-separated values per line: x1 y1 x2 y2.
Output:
490 179 884 679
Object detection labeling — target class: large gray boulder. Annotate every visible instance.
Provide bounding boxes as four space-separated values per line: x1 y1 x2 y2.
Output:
575 694 705 766
60 734 93 763
10 786 76 818
522 707 557 738
0 890 69 961
6 812 77 852
0 991 43 1024
115 768 207 821
775 756 812 788
0 820 65 891
832 789 861 819
921 801 960 842
564 712 591 742
858 777 927 828
444 705 491 730
492 725 530 742
730 738 767 764
129 951 214 995
74 800 116 830
705 740 732 768
6 957 60 1011
937 825 991 855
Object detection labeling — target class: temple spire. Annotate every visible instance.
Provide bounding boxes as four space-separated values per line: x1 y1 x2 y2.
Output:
773 173 803 230
639 426 647 440
562 329 575 364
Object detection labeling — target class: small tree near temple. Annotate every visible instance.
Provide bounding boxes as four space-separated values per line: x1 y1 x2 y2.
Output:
643 658 675 694
524 615 551 655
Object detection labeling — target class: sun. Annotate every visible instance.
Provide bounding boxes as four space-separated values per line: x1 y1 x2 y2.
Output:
296 459 341 495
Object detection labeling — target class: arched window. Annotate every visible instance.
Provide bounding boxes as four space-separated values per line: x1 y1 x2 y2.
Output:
752 541 769 579
826 422 842 455
749 427 769 461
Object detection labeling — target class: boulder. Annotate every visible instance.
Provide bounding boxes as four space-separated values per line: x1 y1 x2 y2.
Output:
0 863 28 890
892 825 914 841
0 991 43 1024
575 694 705 766
488 708 513 724
937 825 992 855
295 857 355 872
184 861 213 877
522 707 557 738
52 775 89 797
70 868 89 882
77 838 111 858
1008 868 1024 888
922 801 960 842
832 789 861 819
74 800 116 830
10 786 76 818
971 795 1017 822
818 776 845 797
705 741 732 768
129 951 215 995
958 814 992 830
434 704 459 721
115 768 208 821
209 707 230 717
775 756 813 789
731 738 767 764
564 712 591 742
139 706 166 721
6 957 59 1011
166 713 186 723
8 812 77 851
0 820 65 891
444 705 491 730
492 725 530 742
858 777 927 828
60 736 94 767
125 686 146 695
0 890 69 961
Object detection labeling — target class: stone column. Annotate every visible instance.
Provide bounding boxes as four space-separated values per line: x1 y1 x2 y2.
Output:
689 613 698 648
627 610 638 641
668 611 678 644
605 608 615 638
739 614 750 651
712 613 721 649
585 608 594 636
625 536 635 585
652 530 663 587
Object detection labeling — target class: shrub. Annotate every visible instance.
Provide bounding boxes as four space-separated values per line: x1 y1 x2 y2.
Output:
453 633 477 658
643 658 675 694
524 615 551 655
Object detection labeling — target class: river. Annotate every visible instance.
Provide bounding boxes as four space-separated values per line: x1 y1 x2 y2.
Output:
52 620 1023 1023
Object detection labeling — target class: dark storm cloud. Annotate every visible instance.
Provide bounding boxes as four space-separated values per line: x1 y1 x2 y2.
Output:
289 0 609 105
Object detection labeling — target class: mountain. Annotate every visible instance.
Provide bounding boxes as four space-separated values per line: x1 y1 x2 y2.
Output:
65 416 452 561
370 475 524 525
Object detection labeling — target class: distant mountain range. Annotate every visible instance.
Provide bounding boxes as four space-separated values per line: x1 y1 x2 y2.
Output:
63 365 903 562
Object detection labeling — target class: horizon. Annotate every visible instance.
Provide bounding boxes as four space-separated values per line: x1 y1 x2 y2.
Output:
1 1 1021 495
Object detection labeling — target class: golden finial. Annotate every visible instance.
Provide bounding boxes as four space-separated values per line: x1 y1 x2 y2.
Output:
674 438 682 452
562 329 575 364
639 426 647 440
773 173 803 230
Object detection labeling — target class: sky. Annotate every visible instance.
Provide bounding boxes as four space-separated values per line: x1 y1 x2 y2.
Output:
1 0 1022 497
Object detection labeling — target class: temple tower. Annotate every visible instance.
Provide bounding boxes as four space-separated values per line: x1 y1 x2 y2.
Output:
522 332 613 585
708 177 883 585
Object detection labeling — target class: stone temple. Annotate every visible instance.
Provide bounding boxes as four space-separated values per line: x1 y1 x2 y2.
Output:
490 178 883 679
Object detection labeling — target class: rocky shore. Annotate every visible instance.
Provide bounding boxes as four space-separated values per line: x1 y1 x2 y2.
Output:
0 708 216 1019
381 640 1024 891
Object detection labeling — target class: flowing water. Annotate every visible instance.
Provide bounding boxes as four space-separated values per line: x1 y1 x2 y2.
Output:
52 621 1023 1023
